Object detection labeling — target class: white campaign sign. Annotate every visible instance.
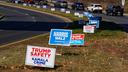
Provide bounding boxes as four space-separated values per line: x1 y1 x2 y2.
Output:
15 1 18 4
66 11 71 14
43 5 47 8
23 3 27 6
33 4 36 7
60 8 65 12
25 45 56 68
83 25 95 33
28 4 32 7
51 8 55 11
74 12 79 16
36 6 41 8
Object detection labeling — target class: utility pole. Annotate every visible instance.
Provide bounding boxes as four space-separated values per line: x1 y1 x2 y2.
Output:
121 0 125 7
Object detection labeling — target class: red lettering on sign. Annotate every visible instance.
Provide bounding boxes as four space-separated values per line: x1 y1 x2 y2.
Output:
84 26 94 30
72 34 85 40
31 48 51 58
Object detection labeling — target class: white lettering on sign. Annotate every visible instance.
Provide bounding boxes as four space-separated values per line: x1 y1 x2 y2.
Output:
55 37 65 40
53 32 68 37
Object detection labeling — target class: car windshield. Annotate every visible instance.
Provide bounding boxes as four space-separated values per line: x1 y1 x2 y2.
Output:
115 6 121 8
76 3 84 6
95 5 102 7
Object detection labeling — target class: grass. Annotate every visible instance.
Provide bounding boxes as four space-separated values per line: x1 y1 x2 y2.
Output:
0 1 128 72
0 29 127 72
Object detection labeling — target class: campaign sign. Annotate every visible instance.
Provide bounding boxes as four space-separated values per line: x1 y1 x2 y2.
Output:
70 34 85 45
83 25 95 33
49 29 72 46
83 12 93 18
89 20 99 28
66 11 71 14
78 19 85 24
51 8 55 11
25 45 56 68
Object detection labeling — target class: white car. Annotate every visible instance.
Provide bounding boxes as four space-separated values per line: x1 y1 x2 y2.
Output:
87 3 103 13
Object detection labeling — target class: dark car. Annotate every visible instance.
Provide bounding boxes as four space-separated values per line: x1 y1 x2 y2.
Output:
106 5 124 16
38 0 48 5
72 2 85 11
54 1 68 8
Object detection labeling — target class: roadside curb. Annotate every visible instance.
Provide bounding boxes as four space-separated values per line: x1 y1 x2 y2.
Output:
0 33 49 48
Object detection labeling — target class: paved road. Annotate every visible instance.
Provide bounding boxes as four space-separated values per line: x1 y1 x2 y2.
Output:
0 5 70 45
94 13 128 32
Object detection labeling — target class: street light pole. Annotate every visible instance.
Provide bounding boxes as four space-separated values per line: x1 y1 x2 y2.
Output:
121 0 125 7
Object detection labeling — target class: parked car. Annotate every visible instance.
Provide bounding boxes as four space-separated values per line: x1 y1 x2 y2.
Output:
8 0 23 3
71 2 85 11
38 0 48 5
106 5 124 16
54 1 68 8
87 3 103 13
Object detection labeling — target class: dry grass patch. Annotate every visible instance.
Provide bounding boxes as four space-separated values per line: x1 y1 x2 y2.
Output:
0 30 127 72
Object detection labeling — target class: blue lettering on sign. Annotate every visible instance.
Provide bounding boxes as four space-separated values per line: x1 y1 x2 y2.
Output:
32 58 48 65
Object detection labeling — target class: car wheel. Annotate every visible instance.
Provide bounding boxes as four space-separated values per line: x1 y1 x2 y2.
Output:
106 12 109 16
120 13 123 16
100 10 102 13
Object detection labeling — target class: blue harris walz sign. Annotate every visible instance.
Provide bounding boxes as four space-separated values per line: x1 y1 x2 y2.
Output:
49 29 72 46
88 20 100 28
83 12 94 18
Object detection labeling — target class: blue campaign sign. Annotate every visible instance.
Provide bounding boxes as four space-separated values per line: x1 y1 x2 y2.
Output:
88 20 99 28
89 16 102 21
49 29 72 46
83 12 93 19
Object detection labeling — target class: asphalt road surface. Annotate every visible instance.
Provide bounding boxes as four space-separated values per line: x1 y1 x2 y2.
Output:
0 4 128 45
0 5 70 45
94 13 128 32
